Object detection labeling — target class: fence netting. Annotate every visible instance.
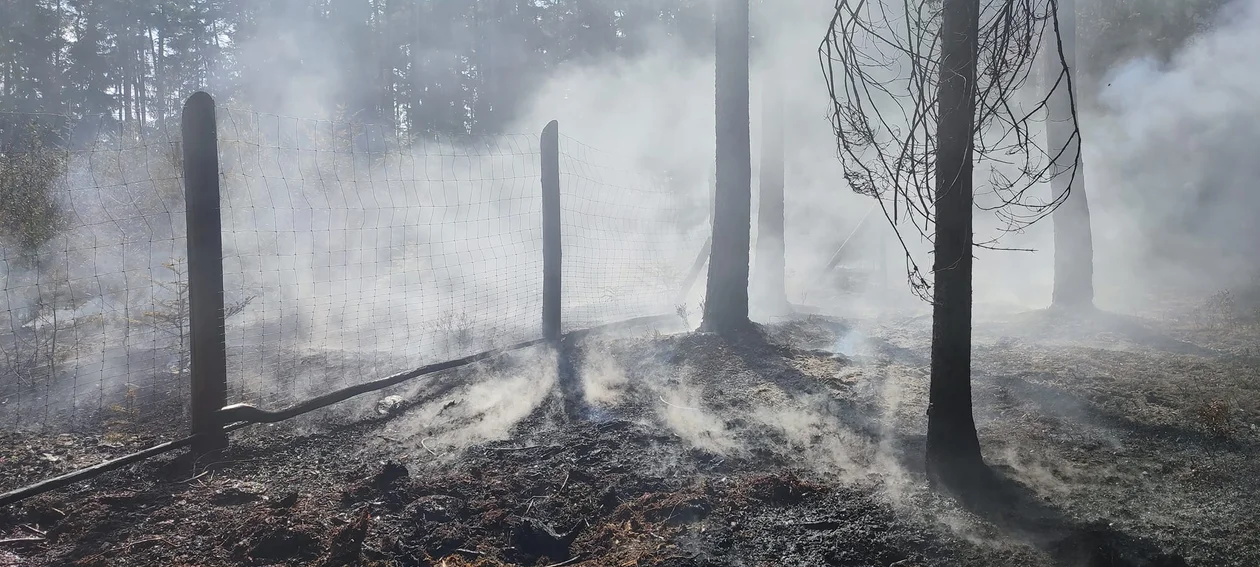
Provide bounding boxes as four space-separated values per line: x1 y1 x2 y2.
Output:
1 107 711 434
1 114 188 432
216 110 545 409
557 136 709 331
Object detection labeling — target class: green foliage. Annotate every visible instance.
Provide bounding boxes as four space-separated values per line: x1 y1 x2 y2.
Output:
0 123 67 258
132 260 193 346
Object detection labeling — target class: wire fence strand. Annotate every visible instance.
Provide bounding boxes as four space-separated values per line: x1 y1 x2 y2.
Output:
1 113 188 432
558 135 709 331
216 109 546 409
0 108 710 434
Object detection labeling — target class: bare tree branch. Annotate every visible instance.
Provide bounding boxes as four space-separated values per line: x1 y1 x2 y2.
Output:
819 0 1081 300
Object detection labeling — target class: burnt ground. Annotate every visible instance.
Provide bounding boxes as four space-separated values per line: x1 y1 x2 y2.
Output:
0 302 1258 567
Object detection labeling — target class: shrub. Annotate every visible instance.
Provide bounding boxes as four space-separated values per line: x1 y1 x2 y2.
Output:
0 122 67 259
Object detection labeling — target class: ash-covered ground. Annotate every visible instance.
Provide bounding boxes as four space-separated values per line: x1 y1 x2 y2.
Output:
1 304 1257 566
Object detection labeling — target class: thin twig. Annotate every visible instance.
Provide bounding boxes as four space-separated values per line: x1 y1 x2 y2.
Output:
658 395 700 411
819 0 1081 301
0 537 45 545
488 444 560 452
420 438 438 457
179 471 210 484
543 558 581 567
524 495 547 516
18 524 45 537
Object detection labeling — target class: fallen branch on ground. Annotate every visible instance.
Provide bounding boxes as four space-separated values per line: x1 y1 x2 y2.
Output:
658 395 700 411
543 558 581 567
18 525 45 537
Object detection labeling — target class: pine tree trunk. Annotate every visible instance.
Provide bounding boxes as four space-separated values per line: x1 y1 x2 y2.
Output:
701 0 753 335
925 0 985 485
156 32 166 132
1047 0 1094 310
753 73 788 317
136 37 147 127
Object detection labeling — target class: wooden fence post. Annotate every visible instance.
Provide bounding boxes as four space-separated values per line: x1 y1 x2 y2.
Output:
541 121 562 344
182 92 229 453
541 121 584 419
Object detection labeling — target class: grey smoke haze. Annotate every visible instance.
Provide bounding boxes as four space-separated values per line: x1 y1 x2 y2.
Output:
984 0 1260 311
7 5 1255 561
2 0 1253 434
1087 0 1260 302
224 0 935 319
214 0 905 356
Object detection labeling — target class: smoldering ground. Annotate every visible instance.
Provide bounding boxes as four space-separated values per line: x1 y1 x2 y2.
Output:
2 0 1258 565
230 304 1239 565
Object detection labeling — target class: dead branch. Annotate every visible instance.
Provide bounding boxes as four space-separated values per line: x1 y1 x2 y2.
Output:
820 0 1082 299
542 558 581 567
419 438 438 457
658 395 702 411
17 524 45 537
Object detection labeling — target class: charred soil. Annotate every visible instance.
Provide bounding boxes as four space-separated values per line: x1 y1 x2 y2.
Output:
1 310 1257 566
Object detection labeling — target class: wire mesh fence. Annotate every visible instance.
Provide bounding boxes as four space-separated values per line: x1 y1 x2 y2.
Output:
557 136 709 331
215 110 546 409
0 102 712 436
1 114 188 432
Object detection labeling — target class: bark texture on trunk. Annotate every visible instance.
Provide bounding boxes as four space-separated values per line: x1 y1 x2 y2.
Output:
753 75 788 316
1047 0 1095 310
926 0 985 484
702 0 753 335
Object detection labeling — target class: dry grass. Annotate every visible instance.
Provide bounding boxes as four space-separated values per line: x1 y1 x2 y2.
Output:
1195 398 1234 437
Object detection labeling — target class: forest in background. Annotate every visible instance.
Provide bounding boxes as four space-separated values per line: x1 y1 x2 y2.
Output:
0 0 1232 143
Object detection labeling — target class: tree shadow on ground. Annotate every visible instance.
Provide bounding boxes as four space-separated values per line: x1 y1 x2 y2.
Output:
982 371 1252 454
714 325 1193 567
984 308 1224 358
941 464 1190 567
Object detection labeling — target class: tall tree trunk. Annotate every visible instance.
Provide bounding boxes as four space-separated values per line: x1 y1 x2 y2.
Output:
156 30 166 133
123 75 132 126
925 0 985 485
136 35 147 128
702 0 753 335
753 72 788 316
1047 0 1094 310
